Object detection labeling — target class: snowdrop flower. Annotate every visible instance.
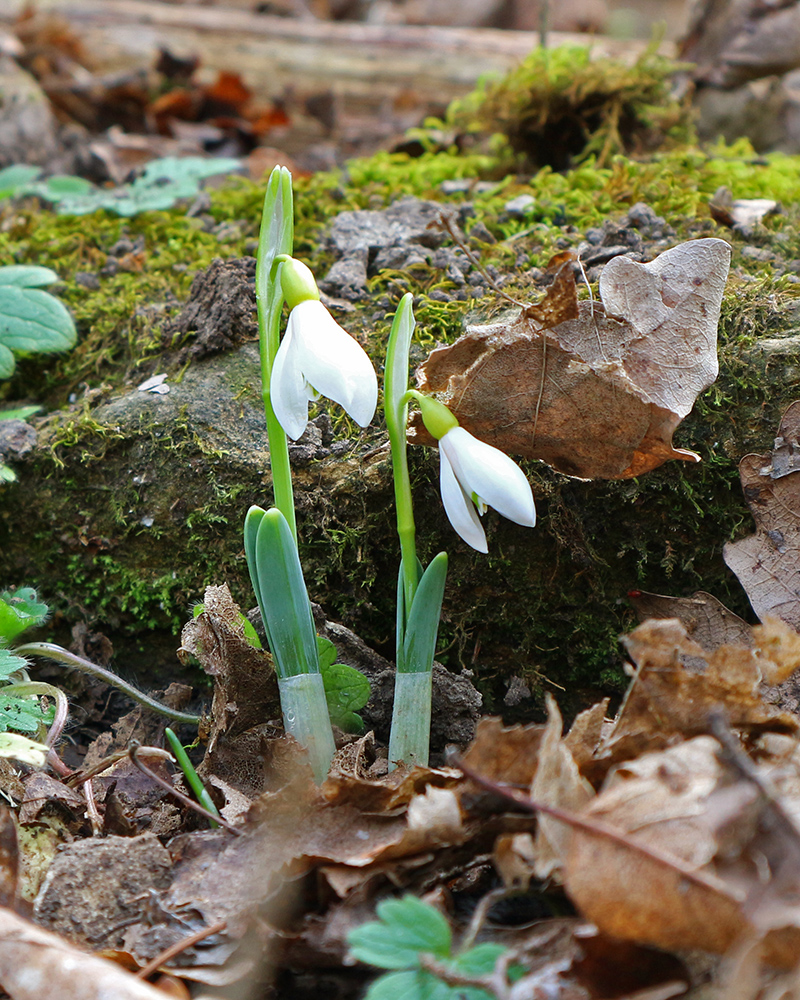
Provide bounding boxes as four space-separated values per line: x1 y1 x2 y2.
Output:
270 257 378 441
412 392 536 553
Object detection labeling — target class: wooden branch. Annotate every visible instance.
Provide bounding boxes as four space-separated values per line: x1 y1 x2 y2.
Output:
2 0 666 117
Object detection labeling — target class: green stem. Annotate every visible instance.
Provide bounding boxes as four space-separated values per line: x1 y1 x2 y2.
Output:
14 643 202 725
278 673 336 782
255 169 296 541
164 727 220 828
384 294 419 618
388 671 431 768
4 680 68 748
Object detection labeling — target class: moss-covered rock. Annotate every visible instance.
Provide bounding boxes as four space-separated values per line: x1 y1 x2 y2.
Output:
3 58 800 717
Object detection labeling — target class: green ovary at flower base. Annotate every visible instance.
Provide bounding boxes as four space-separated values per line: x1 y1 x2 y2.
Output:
270 256 378 442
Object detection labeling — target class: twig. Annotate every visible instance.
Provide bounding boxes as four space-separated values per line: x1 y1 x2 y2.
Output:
66 746 174 788
128 743 240 836
134 919 227 981
14 642 202 725
452 752 738 898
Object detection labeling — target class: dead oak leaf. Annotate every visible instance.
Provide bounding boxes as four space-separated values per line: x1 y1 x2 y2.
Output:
415 238 730 480
725 401 800 631
592 619 798 772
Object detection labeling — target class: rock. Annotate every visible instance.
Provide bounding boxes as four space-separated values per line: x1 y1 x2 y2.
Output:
0 55 59 168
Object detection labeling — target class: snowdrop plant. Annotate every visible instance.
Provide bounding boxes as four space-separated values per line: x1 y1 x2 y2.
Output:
245 166 378 781
383 297 536 766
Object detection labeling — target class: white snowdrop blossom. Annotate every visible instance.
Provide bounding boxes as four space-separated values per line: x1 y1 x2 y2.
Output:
438 426 536 553
270 298 378 441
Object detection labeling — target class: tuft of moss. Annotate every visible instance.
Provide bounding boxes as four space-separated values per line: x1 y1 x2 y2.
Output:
412 42 694 172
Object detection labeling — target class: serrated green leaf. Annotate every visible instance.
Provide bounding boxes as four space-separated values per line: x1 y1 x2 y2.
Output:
0 266 59 288
451 943 506 977
0 164 40 199
348 896 452 969
0 694 49 734
364 970 451 1000
322 661 370 732
0 588 49 643
401 553 447 674
0 648 27 680
0 285 77 357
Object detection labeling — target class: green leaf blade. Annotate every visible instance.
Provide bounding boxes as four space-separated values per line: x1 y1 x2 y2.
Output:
252 508 319 679
401 553 448 674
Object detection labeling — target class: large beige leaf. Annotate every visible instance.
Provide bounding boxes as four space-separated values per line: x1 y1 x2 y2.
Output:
415 238 730 479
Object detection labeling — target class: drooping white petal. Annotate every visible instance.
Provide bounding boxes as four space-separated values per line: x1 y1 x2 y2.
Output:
440 427 536 528
290 299 378 428
439 444 488 553
270 322 315 440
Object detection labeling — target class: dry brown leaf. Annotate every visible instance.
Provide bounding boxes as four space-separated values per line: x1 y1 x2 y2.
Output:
530 695 595 880
566 737 750 957
629 589 753 652
459 717 545 786
179 585 279 748
415 238 730 479
0 905 171 999
596 619 797 769
725 402 800 631
566 735 800 968
754 616 800 685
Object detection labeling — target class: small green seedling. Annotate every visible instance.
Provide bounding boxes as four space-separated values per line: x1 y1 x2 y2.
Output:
317 636 370 733
164 727 221 828
348 895 514 1000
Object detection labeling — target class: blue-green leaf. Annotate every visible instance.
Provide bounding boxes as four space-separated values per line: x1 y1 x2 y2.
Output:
0 266 59 288
251 507 319 679
401 553 447 674
0 405 41 421
0 164 40 199
348 896 452 969
0 285 77 369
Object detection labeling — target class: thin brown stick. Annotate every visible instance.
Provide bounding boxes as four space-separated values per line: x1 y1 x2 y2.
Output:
134 919 227 980
128 743 240 836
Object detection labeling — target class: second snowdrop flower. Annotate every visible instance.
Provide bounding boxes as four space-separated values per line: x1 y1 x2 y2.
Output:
270 257 378 441
409 391 536 553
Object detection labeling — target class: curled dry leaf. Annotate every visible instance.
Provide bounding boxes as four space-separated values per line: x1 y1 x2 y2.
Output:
628 589 753 652
565 735 800 968
530 695 594 880
0 905 170 1000
725 401 800 631
597 619 798 768
415 238 730 479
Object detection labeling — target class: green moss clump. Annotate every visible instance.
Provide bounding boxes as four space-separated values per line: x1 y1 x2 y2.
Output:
414 42 693 172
